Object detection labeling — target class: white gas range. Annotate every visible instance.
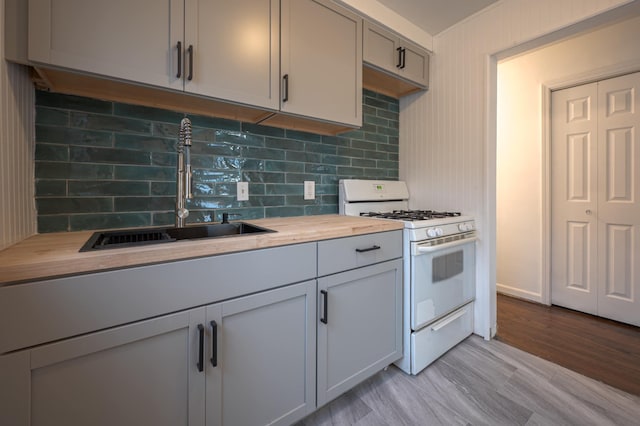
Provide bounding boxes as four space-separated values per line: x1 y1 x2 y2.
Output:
339 179 476 375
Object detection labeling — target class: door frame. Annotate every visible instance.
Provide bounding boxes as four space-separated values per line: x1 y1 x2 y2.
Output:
541 62 640 305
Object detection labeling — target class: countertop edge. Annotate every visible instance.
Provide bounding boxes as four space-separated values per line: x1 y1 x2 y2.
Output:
0 215 404 285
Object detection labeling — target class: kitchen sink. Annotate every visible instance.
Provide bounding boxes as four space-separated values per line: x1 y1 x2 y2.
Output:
165 223 273 240
80 223 275 252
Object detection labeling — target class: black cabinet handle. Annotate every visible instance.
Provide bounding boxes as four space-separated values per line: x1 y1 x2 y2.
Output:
282 74 289 102
400 47 406 69
320 290 328 324
187 45 194 81
210 320 218 367
197 324 204 372
396 46 403 68
356 245 381 253
176 41 182 78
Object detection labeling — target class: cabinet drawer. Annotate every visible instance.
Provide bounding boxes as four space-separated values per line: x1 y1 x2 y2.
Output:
317 230 402 276
0 242 317 355
410 302 474 374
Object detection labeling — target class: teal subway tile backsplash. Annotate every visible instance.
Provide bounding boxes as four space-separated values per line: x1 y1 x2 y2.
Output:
38 215 70 233
36 180 67 197
35 125 113 146
36 162 113 180
37 197 113 215
35 144 69 162
34 89 399 233
114 197 174 212
36 90 113 114
70 213 152 231
70 112 152 134
68 181 149 196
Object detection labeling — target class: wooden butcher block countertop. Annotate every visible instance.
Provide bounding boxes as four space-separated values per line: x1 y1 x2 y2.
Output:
0 215 403 285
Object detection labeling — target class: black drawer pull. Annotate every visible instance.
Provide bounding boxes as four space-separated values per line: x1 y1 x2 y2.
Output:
197 324 204 372
356 245 381 253
320 290 328 324
210 320 218 367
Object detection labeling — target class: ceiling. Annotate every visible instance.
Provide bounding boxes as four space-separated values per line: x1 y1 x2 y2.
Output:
375 0 499 35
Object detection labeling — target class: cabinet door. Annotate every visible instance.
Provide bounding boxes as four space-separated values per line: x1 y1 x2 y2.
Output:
399 38 429 88
184 0 280 109
28 0 183 91
0 309 206 426
363 20 429 90
317 259 402 407
206 280 316 426
280 0 362 126
363 20 400 76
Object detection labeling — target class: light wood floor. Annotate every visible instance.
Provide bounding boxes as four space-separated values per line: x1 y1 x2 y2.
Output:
297 334 640 425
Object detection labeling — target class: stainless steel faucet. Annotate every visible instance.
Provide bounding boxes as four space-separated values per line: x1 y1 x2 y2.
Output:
176 117 193 227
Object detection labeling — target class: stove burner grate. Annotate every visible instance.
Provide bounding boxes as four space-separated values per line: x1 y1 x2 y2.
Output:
360 210 461 221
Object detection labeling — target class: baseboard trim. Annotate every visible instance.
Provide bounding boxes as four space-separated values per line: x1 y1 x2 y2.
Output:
496 283 544 304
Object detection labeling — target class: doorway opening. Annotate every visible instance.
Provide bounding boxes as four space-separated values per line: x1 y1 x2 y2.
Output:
495 14 640 321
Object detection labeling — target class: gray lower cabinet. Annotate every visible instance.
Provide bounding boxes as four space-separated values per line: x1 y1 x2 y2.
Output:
0 282 316 426
316 256 403 407
0 232 403 425
207 280 316 426
0 309 205 426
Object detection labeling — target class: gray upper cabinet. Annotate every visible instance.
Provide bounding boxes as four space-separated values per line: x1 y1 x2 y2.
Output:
274 0 362 127
28 0 184 91
27 0 280 110
363 20 430 97
23 0 362 133
184 0 280 109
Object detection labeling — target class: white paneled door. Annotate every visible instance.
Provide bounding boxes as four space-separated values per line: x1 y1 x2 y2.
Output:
551 72 640 327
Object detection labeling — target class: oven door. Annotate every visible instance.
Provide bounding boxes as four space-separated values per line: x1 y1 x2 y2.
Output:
409 237 476 331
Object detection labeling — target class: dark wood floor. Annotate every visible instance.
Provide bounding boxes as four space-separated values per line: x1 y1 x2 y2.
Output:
496 293 640 396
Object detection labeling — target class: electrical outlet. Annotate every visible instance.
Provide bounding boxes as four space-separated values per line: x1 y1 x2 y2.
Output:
237 181 249 201
304 181 315 200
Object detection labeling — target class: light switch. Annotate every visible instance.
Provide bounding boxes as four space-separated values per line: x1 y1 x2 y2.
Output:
304 181 315 200
237 182 249 201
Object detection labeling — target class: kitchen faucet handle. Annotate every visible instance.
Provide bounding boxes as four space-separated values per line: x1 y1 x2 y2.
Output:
221 212 241 224
177 207 189 219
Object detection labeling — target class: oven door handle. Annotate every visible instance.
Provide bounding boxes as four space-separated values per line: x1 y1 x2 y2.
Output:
415 236 476 254
431 308 467 331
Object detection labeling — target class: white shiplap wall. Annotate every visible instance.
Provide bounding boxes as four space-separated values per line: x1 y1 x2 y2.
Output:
0 0 36 250
398 0 635 338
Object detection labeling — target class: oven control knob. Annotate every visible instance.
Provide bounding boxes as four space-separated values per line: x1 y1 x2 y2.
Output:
436 228 444 237
458 223 473 232
426 228 438 238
